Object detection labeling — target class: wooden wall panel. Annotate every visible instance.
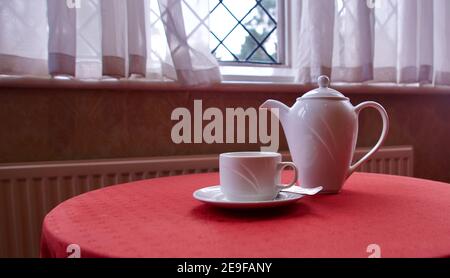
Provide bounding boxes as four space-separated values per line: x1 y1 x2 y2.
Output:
0 83 449 182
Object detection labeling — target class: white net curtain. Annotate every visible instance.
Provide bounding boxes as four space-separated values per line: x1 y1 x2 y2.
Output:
0 0 449 86
0 0 221 85
294 0 450 86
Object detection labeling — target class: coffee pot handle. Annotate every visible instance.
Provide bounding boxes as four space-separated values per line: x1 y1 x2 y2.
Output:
348 102 389 178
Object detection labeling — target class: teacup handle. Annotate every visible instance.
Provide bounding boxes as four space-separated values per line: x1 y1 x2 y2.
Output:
348 101 389 178
276 162 298 190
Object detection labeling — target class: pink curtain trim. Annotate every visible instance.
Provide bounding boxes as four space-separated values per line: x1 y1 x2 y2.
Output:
331 64 374 83
176 67 222 86
102 56 126 78
435 71 450 86
48 53 75 77
0 54 47 76
129 55 146 77
296 66 332 84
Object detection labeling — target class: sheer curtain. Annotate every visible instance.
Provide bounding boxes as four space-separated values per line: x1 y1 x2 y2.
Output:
294 0 450 86
293 0 335 84
0 0 221 85
2 0 449 86
0 0 48 75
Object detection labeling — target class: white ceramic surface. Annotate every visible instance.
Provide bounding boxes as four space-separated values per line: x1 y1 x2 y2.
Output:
261 76 389 194
193 186 304 209
219 152 298 201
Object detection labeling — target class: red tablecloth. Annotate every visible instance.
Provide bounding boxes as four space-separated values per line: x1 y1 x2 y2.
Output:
41 173 450 258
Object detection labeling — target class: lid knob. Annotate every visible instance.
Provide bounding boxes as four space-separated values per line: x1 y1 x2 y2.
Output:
318 75 330 88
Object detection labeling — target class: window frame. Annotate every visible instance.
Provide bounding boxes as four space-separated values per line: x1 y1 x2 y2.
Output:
216 0 294 83
218 0 295 84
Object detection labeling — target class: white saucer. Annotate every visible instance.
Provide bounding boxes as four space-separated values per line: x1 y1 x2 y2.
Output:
193 185 304 209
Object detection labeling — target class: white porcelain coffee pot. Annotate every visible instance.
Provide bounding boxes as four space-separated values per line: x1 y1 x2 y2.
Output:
261 76 389 193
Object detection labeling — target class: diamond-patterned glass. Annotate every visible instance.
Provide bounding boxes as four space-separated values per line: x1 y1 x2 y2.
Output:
209 0 279 64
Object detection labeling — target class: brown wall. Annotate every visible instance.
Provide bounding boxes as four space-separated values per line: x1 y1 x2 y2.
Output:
0 81 449 182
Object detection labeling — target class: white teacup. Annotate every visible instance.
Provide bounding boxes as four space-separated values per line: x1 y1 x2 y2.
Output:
219 152 298 201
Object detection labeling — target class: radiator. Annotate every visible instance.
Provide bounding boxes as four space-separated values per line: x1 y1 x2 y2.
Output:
352 145 414 177
0 146 413 258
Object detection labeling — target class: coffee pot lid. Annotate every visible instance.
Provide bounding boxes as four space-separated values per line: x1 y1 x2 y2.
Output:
300 76 348 100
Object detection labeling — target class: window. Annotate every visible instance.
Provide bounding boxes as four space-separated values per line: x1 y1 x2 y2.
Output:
209 0 284 65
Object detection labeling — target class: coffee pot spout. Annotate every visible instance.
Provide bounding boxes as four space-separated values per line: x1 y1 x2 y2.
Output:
260 100 290 125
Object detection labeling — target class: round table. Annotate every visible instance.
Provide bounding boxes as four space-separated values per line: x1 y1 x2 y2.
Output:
41 172 450 258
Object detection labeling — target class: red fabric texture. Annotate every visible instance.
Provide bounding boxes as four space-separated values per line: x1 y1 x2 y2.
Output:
40 173 450 258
